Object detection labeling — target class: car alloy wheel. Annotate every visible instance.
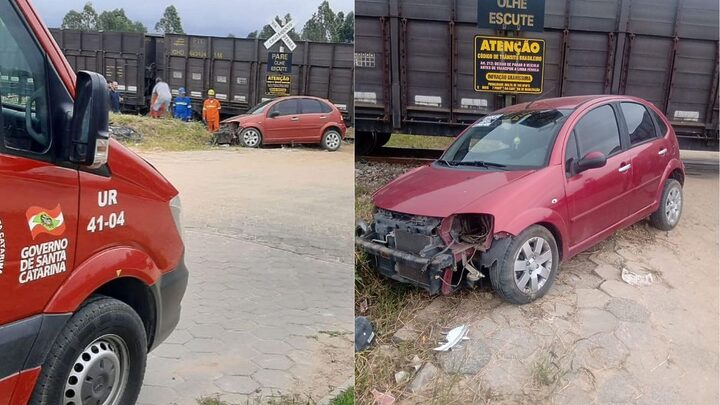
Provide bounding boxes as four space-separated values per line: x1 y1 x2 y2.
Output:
514 236 553 294
665 186 682 225
243 129 260 147
63 334 130 405
324 131 341 150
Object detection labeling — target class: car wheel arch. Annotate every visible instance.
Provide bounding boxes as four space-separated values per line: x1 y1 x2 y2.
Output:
321 124 343 137
654 159 685 205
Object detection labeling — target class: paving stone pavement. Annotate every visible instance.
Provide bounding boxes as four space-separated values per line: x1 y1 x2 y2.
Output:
137 230 353 405
382 173 719 404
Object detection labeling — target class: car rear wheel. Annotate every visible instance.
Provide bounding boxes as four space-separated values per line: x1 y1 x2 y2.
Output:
322 129 342 151
240 128 262 148
30 296 147 405
489 225 559 305
650 178 683 231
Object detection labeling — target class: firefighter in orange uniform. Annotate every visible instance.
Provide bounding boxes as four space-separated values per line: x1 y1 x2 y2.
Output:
202 89 222 132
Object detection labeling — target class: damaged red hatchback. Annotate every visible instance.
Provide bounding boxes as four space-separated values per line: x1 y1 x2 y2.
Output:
356 95 685 304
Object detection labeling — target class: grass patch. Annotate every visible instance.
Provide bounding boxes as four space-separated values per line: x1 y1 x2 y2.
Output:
330 387 354 405
531 356 562 387
384 134 454 150
197 396 231 405
110 113 213 151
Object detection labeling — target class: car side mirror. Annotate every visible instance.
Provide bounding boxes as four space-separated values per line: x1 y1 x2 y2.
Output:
576 151 607 173
269 111 280 118
69 71 110 169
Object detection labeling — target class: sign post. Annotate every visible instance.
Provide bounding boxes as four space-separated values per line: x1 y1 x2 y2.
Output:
475 0 547 106
263 19 296 97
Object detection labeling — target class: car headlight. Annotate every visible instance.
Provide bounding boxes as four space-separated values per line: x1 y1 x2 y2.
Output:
170 195 184 241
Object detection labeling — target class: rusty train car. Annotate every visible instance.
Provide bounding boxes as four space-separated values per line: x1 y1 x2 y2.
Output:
355 0 719 152
49 29 354 119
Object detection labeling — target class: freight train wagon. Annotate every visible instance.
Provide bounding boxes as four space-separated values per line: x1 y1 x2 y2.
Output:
50 29 354 120
354 0 719 153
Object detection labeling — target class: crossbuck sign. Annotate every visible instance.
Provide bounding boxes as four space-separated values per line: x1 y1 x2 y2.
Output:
264 19 297 52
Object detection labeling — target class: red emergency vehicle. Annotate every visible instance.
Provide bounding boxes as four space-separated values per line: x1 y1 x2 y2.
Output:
0 1 188 403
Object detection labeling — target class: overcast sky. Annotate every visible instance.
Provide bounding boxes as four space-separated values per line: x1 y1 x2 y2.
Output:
32 0 354 37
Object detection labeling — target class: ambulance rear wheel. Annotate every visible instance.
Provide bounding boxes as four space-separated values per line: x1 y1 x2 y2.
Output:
240 128 263 148
30 296 147 405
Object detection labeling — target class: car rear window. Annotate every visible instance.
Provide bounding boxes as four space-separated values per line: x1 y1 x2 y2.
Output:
320 101 333 114
574 105 622 157
650 108 669 136
621 102 658 145
300 99 323 114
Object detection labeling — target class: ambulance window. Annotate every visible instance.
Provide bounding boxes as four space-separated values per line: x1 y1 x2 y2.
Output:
0 3 50 154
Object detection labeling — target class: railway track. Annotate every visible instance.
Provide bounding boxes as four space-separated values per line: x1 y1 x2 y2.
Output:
358 147 719 173
356 147 441 165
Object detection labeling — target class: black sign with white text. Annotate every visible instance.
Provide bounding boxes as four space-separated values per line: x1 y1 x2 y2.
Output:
267 52 293 74
478 0 545 32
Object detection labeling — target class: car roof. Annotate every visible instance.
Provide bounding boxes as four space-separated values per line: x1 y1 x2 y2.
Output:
497 95 645 113
272 95 329 102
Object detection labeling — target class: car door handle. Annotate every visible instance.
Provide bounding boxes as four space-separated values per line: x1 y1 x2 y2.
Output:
319 116 327 119
290 117 299 121
618 163 632 173
658 148 668 156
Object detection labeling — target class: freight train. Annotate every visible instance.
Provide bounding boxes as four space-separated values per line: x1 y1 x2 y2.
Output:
355 0 719 153
49 29 354 120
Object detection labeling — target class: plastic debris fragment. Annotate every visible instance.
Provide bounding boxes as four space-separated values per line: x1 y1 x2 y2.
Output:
433 324 470 351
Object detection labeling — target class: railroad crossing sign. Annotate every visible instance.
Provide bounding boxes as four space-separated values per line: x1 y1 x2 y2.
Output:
264 19 297 52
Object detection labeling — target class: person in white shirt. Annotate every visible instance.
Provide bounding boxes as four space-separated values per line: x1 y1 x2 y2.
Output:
150 77 172 118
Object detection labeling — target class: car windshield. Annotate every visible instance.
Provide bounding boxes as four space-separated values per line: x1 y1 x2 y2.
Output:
439 109 573 170
246 99 274 115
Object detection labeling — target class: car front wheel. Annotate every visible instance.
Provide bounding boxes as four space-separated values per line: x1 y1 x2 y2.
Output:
490 225 560 305
650 178 683 231
30 296 147 405
240 128 263 148
321 129 342 151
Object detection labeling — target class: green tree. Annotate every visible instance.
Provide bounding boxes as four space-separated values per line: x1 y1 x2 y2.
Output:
247 14 300 41
155 5 184 34
61 2 98 31
302 1 352 43
337 11 354 43
97 9 147 33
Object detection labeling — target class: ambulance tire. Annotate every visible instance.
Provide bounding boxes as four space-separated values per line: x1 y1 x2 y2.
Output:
30 296 147 405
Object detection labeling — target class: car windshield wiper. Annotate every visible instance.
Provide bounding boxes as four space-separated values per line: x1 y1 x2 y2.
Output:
450 160 508 169
436 158 457 167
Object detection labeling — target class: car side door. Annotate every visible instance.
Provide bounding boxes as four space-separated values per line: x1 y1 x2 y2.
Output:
0 0 79 338
617 102 671 216
563 104 634 249
263 99 300 142
297 98 328 141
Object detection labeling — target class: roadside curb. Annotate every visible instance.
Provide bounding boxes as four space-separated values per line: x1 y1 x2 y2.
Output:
317 377 354 405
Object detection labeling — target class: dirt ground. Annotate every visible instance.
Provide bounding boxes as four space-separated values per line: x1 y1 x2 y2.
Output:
355 161 719 404
137 144 354 404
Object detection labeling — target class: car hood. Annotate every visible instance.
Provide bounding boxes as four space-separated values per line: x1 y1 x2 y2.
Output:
373 164 534 218
221 113 254 124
